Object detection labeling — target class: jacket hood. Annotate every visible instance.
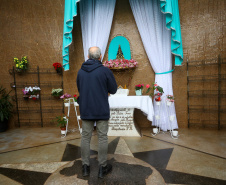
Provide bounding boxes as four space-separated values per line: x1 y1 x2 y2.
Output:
81 59 103 72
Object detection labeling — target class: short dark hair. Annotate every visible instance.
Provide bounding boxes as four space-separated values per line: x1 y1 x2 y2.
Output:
88 47 101 60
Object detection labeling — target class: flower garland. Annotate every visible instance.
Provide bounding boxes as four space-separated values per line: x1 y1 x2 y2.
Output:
103 59 138 69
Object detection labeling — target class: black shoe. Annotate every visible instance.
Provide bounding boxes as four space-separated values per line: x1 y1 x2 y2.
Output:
82 164 90 177
98 164 112 178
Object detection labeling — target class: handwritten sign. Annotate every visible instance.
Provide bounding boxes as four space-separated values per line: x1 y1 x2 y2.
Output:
108 108 141 137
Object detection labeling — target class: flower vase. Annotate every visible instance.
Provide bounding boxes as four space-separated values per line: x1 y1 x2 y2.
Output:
53 95 60 99
74 102 79 106
61 127 66 135
23 95 29 100
153 128 158 134
167 101 172 106
156 101 161 106
135 89 142 96
64 102 70 107
172 130 178 136
56 67 62 75
16 68 23 74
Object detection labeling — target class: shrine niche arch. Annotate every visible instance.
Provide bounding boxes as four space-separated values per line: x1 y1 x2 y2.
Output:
108 35 132 61
106 35 136 89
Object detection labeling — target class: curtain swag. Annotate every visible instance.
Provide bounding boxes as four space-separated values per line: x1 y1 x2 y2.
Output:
62 0 183 71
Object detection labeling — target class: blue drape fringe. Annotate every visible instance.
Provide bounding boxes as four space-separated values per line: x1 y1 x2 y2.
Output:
62 0 183 70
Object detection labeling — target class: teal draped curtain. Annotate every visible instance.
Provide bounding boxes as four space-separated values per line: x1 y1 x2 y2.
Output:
160 0 183 66
62 0 79 71
62 0 183 70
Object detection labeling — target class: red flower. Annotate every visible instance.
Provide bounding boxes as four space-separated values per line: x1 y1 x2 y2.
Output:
53 63 62 70
138 84 141 87
155 97 161 101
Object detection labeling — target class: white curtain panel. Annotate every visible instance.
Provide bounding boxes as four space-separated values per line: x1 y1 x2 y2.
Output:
80 0 116 61
129 0 178 131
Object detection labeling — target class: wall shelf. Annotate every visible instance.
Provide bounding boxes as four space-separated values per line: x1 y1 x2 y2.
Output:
9 68 63 75
187 55 226 130
10 66 64 127
10 82 62 88
187 74 226 82
188 90 226 97
188 105 226 113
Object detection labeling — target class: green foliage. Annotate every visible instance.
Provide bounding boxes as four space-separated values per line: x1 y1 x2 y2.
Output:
14 56 29 70
154 85 164 94
56 116 67 128
145 82 164 97
51 88 63 97
0 86 13 122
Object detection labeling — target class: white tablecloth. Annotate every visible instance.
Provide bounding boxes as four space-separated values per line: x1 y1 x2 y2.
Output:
109 96 154 121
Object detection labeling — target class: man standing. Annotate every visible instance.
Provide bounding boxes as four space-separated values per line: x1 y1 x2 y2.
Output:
77 46 117 178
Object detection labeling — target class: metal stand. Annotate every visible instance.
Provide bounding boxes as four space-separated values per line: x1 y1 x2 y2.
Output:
61 98 82 138
151 101 162 136
165 101 179 139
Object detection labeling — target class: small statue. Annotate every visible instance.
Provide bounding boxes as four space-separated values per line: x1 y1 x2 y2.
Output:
116 45 125 59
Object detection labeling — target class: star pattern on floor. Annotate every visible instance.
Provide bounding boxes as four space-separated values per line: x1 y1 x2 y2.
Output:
0 136 225 185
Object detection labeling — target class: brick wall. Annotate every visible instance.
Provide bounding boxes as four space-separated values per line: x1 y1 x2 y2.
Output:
0 0 225 129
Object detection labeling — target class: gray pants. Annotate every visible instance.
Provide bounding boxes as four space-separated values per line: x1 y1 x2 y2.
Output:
81 120 109 167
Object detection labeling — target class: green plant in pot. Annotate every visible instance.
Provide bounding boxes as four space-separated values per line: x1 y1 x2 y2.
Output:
56 115 68 135
51 88 63 98
0 86 13 132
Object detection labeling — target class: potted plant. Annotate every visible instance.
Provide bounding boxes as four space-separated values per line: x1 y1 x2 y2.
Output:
153 83 164 105
33 86 41 97
145 82 164 105
53 63 63 75
14 56 29 73
73 94 78 106
56 115 68 135
60 93 72 107
135 84 144 95
166 95 175 106
51 88 63 98
22 89 29 100
0 86 13 132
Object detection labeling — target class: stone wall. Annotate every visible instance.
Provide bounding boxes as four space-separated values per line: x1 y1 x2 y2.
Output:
0 0 225 129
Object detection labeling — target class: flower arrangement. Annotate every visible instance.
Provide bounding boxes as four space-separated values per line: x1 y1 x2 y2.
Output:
22 86 41 100
145 82 164 101
135 84 144 91
14 56 29 72
56 115 68 128
32 86 41 95
73 94 78 102
103 59 138 69
60 93 72 103
60 93 71 100
22 89 29 95
22 89 29 100
53 63 63 74
51 88 63 97
153 83 164 102
166 95 175 102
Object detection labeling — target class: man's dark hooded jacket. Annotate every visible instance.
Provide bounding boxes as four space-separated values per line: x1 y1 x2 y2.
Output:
77 59 117 120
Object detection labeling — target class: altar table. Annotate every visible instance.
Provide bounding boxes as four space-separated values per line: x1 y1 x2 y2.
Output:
108 96 154 137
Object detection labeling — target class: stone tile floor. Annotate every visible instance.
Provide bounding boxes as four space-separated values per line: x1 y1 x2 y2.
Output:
0 127 225 185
